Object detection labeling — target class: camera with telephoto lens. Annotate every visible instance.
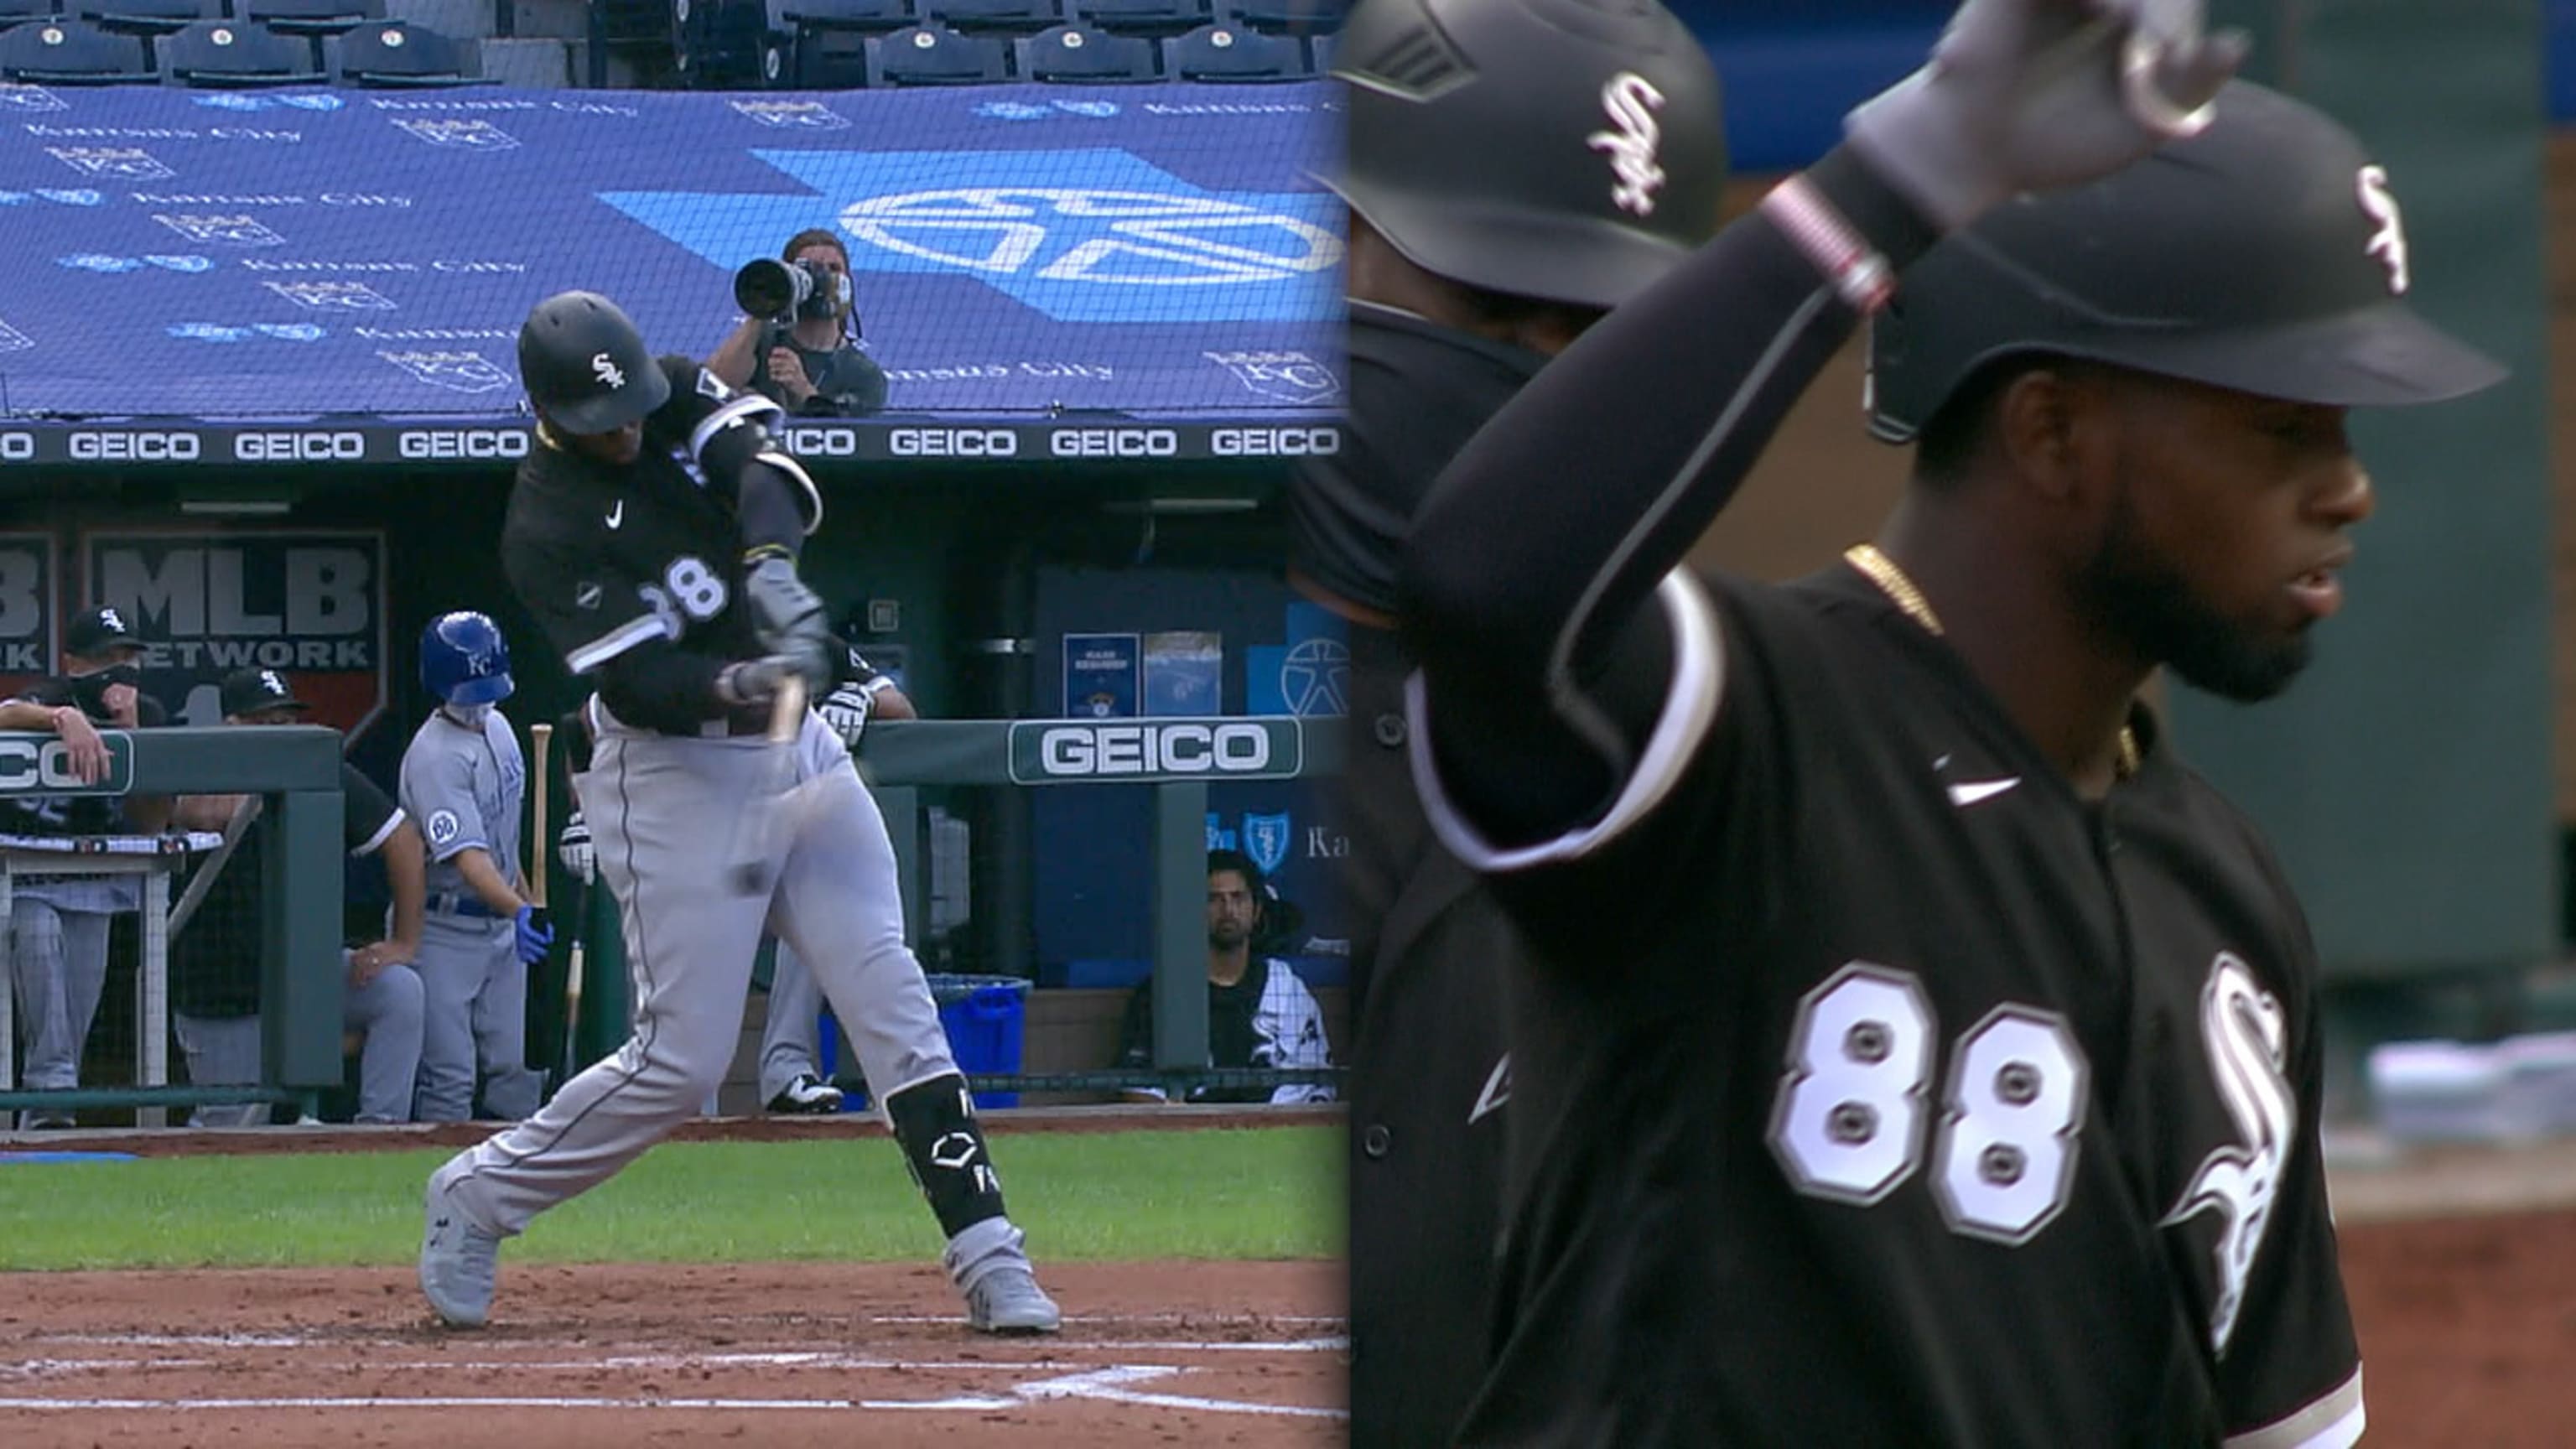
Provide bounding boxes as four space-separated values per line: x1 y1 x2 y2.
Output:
734 257 844 323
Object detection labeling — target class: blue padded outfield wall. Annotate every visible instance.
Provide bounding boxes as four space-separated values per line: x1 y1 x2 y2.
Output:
0 80 1340 423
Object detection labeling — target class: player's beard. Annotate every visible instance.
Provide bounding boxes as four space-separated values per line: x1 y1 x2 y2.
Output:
1207 918 1251 951
2076 481 2312 703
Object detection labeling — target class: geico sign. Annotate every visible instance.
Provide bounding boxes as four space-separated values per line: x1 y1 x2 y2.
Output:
1050 427 1177 459
397 428 528 460
1212 427 1339 457
235 430 365 461
1039 722 1270 776
71 432 200 462
890 428 1017 458
0 433 32 462
0 738 109 792
782 425 860 457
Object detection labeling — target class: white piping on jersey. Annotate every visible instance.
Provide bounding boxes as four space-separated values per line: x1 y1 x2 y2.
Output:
2222 1364 2362 1449
1410 569 1722 872
352 805 404 859
565 612 677 675
1539 282 1833 796
1467 1053 1510 1124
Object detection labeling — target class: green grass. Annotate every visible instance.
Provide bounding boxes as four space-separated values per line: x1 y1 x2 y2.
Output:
0 1126 1343 1271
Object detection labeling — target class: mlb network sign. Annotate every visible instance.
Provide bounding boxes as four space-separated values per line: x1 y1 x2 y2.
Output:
0 731 133 797
1007 717 1304 785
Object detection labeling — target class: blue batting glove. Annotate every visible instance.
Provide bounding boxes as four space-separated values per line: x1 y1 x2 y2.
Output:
514 904 553 966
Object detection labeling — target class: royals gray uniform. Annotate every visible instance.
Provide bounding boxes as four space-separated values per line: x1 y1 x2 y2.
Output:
400 707 541 1122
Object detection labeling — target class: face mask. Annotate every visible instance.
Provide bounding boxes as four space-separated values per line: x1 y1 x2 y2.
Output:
443 702 493 730
71 662 140 714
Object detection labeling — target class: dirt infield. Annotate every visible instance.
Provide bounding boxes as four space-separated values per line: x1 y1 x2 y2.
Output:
8 1116 2576 1443
0 1261 1343 1448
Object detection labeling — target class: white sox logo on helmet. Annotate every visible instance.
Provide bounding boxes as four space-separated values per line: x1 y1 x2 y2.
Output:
2355 164 2408 295
591 352 625 389
1587 71 1668 219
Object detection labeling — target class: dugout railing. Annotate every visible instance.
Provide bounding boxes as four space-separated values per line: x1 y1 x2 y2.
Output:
0 725 347 1121
560 714 1347 1104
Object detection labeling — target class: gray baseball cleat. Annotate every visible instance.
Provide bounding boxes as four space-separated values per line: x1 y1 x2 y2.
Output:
945 1217 1062 1335
418 1156 502 1328
966 1264 1063 1335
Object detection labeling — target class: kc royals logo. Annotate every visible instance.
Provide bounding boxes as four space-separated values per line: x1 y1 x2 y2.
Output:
49 146 174 180
731 99 847 129
0 83 67 113
1206 350 1340 406
427 809 460 847
380 351 511 392
1242 812 1291 877
265 279 395 312
392 118 517 149
154 213 285 247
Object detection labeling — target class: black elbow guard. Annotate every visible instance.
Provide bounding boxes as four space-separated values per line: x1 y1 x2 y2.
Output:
691 392 823 539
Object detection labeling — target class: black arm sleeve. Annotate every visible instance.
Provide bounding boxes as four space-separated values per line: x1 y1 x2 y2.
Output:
591 639 735 737
1398 145 1940 844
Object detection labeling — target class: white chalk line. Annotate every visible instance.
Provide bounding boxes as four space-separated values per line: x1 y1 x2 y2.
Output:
3 1348 1341 1374
13 1332 1345 1356
0 1364 1348 1420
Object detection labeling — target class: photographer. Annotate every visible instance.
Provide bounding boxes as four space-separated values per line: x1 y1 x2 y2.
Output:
708 228 888 418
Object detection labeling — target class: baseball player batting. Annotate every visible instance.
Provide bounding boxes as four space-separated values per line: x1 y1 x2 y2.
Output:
417 290 1058 1335
1300 0 1727 1441
1388 1 2503 1444
399 611 545 1124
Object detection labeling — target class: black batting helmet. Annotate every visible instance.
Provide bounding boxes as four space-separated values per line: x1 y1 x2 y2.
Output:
1328 0 1728 310
1867 80 2505 444
517 290 668 434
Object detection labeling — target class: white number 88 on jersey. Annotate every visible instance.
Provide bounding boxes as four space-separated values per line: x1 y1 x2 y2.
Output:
636 556 730 636
1768 962 2089 1246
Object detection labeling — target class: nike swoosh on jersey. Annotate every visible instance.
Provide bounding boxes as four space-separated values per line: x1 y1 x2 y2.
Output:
1946 777 2022 807
605 500 624 529
1468 1053 1511 1125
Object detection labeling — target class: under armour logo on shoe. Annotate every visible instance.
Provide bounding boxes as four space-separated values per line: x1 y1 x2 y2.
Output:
1587 71 1668 218
591 351 626 388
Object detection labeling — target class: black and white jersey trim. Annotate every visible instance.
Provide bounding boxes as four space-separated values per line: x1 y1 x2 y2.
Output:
1410 568 1724 872
2225 1367 2364 1449
564 614 675 675
351 806 404 859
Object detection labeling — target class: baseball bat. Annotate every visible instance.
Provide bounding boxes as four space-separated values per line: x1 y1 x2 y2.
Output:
727 671 808 896
527 722 552 910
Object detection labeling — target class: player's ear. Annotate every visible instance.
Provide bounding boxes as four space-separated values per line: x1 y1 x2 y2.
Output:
1992 366 2103 508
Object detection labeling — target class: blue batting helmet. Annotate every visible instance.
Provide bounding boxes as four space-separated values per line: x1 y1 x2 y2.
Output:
419 610 514 706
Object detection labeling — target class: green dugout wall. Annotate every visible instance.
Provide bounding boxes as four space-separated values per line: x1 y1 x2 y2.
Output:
2170 1 2558 981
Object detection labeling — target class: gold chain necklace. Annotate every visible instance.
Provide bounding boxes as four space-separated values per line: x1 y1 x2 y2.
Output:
1844 544 2141 781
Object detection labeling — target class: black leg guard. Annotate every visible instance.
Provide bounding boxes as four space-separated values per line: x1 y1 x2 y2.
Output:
885 1073 1007 1239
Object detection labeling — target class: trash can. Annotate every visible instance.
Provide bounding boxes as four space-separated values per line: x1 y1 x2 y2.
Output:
820 974 1030 1111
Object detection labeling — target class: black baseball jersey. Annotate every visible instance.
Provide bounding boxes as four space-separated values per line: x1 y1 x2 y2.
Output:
1420 566 2360 1446
501 356 771 733
1296 306 1547 1449
1394 149 2362 1448
0 678 165 838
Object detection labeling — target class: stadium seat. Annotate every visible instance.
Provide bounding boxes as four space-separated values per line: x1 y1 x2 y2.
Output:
1161 19 1303 80
864 22 1005 84
0 16 152 80
673 0 774 86
773 0 915 35
75 0 214 37
773 0 911 84
1223 0 1339 35
329 18 481 85
0 1 64 34
1074 0 1207 39
1014 21 1153 81
923 0 1064 36
158 18 325 85
236 0 382 36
